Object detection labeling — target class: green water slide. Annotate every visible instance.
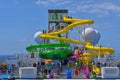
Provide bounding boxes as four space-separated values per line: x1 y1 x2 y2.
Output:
26 43 73 60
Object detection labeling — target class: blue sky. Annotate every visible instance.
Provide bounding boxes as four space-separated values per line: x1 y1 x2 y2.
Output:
0 0 120 55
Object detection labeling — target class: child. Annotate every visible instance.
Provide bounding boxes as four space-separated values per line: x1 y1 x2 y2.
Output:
41 73 47 79
91 72 96 78
66 69 72 79
74 68 79 78
49 72 54 79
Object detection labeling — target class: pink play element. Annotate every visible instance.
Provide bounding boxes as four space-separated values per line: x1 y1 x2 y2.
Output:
85 66 90 78
1 69 5 74
80 66 85 73
69 49 83 58
49 73 54 79
79 66 90 78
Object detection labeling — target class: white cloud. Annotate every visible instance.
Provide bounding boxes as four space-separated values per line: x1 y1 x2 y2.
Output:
96 2 120 11
56 1 71 6
92 23 114 29
35 0 71 6
69 2 120 16
35 0 120 16
118 14 120 16
35 0 49 6
48 0 60 3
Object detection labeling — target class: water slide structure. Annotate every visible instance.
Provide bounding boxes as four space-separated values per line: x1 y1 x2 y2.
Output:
26 42 73 60
39 16 114 74
109 58 120 67
40 16 114 57
69 49 83 59
26 16 114 62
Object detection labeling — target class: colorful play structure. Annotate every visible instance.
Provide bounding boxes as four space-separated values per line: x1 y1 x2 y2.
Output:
26 10 115 78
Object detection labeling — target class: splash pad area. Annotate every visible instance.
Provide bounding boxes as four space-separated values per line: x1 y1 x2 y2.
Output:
0 9 117 79
24 9 117 79
23 9 117 79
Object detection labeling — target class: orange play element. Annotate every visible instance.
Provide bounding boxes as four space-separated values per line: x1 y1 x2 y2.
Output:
45 59 53 62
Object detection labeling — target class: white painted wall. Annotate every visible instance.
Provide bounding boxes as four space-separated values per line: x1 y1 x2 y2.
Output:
101 67 119 78
19 67 37 78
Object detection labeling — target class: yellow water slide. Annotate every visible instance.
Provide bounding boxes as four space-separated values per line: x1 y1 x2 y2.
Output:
40 16 93 44
40 16 114 57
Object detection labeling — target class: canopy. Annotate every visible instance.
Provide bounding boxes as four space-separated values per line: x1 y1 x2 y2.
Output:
45 59 53 63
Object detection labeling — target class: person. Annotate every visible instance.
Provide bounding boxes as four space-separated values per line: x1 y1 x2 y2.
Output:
11 72 14 78
60 64 62 73
48 69 51 74
97 62 100 68
91 72 96 78
37 65 41 75
51 66 53 72
48 26 54 32
64 59 68 65
48 71 54 79
41 73 47 79
85 66 90 78
66 68 72 79
44 68 47 75
33 63 36 67
74 68 79 78
56 68 60 75
8 70 10 74
55 22 60 30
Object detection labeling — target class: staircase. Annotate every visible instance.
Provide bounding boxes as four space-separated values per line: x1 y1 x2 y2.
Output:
109 58 120 67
